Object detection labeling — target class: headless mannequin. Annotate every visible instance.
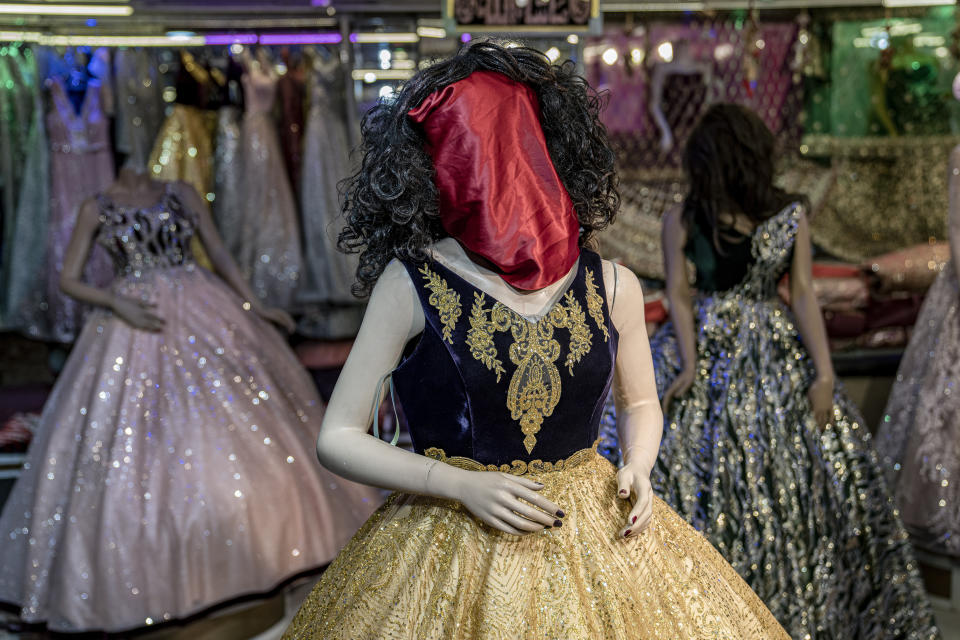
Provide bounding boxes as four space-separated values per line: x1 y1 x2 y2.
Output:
59 166 295 333
316 237 664 537
650 40 714 152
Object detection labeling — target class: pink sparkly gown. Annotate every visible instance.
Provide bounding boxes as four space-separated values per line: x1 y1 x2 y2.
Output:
38 77 114 343
876 264 960 557
0 187 382 633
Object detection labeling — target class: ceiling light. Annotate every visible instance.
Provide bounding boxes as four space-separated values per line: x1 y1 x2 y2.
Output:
416 26 447 39
351 32 419 44
258 33 341 45
0 3 133 16
351 69 415 81
657 41 673 62
601 48 618 65
545 46 560 62
630 48 644 65
567 34 579 44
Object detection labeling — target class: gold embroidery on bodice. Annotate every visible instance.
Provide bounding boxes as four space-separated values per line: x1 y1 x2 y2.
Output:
418 261 608 455
419 264 461 344
584 268 610 342
465 290 593 454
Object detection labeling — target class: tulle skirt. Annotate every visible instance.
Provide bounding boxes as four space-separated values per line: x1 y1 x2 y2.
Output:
284 450 788 639
0 264 382 632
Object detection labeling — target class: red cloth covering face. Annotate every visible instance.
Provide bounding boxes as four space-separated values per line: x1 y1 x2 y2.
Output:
408 70 580 290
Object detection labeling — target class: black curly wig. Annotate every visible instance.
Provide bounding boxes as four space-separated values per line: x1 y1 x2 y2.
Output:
682 103 804 249
338 40 620 297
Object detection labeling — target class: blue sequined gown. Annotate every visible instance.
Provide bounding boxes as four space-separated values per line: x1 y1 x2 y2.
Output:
0 187 381 633
283 249 790 639
602 204 939 640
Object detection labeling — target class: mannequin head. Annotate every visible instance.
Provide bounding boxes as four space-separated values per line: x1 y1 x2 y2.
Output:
682 103 803 245
339 40 620 296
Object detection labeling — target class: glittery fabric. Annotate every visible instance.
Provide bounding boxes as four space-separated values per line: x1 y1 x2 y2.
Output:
114 48 164 171
39 77 115 343
296 59 363 338
876 266 960 558
803 135 955 262
0 190 382 633
212 105 243 245
230 68 302 309
610 203 940 639
284 452 789 640
148 103 215 199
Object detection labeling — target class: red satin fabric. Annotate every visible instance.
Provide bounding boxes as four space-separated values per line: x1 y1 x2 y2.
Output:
408 70 580 290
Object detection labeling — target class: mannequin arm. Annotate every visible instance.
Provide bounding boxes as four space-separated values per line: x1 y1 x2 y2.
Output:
661 206 697 408
172 181 293 329
949 145 960 284
59 198 115 310
649 65 672 152
316 260 563 535
60 198 165 332
602 261 662 537
788 209 835 428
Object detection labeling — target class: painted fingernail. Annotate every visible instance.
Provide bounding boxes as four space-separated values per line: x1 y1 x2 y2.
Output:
624 529 632 537
632 516 637 524
553 519 563 527
556 510 565 518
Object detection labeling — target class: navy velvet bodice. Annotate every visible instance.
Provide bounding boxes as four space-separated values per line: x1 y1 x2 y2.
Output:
393 249 619 466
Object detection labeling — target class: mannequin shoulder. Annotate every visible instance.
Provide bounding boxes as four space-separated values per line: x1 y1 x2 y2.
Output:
361 259 424 340
599 259 644 331
599 259 643 307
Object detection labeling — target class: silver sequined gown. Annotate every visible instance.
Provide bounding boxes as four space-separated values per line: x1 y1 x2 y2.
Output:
0 187 382 633
296 58 363 338
876 265 960 558
229 67 303 309
603 204 939 640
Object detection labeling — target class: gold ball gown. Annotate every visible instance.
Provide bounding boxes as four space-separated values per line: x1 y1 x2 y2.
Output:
284 249 789 639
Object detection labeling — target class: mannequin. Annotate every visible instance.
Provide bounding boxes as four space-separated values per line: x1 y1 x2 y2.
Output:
649 39 713 152
874 71 960 559
0 165 382 633
602 103 940 639
283 42 788 639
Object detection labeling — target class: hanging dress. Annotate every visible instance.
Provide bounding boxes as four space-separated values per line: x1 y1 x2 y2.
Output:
39 76 114 343
228 64 302 309
297 58 363 338
0 46 49 333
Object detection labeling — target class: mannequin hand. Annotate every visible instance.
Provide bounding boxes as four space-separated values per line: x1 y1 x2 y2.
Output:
451 470 564 536
256 306 296 333
659 131 674 153
110 295 164 332
617 462 653 538
661 367 695 413
808 376 834 431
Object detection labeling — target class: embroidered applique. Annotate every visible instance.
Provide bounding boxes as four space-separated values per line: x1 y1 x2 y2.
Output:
466 291 594 454
584 267 610 342
419 264 462 344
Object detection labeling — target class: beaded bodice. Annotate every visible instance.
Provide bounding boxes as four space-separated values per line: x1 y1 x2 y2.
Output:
96 188 196 277
393 249 619 467
715 203 802 301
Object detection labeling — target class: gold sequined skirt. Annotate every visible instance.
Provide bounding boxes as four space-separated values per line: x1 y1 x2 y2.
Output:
284 452 788 639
